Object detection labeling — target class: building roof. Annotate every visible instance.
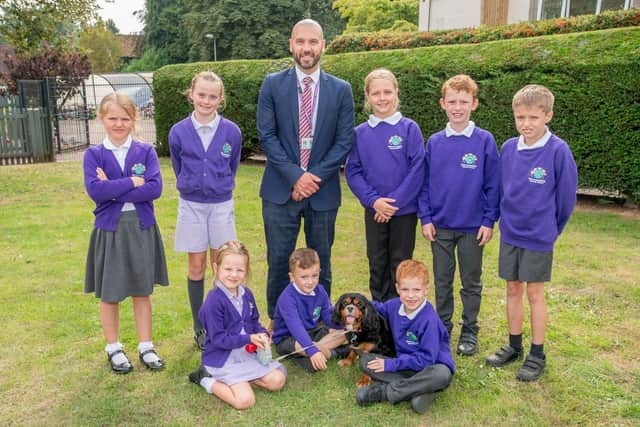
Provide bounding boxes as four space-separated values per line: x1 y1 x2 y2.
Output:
116 35 143 59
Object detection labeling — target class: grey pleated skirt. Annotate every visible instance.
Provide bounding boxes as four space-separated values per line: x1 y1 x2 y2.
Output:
85 210 169 303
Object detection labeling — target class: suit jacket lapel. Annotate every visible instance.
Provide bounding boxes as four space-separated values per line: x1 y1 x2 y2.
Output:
286 68 300 158
314 70 329 147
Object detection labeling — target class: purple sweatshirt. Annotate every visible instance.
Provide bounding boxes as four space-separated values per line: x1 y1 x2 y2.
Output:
168 116 242 203
83 141 162 231
418 127 500 233
500 134 578 251
345 117 425 215
199 285 268 368
374 298 455 374
272 283 341 357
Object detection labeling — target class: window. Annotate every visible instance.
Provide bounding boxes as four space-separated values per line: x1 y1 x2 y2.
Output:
536 0 631 20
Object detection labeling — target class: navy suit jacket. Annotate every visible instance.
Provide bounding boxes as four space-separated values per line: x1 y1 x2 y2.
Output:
257 67 355 210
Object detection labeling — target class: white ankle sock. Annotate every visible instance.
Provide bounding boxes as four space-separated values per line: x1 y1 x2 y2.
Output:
105 342 128 365
200 377 215 394
138 341 160 364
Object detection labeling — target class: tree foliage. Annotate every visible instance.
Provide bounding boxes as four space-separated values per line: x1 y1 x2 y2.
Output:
0 0 98 54
77 21 123 73
0 45 92 98
143 0 344 64
332 0 418 33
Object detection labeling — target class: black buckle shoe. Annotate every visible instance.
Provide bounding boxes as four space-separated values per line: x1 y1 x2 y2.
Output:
356 382 387 406
410 393 436 414
194 329 206 351
108 349 133 374
139 349 165 371
189 365 212 385
457 333 478 356
516 354 546 381
486 345 523 368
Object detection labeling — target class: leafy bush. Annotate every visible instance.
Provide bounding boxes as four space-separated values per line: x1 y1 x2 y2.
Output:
154 27 640 201
326 8 640 54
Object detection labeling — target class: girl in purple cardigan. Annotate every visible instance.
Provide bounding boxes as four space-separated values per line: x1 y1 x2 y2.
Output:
83 93 169 374
188 241 286 409
169 71 243 350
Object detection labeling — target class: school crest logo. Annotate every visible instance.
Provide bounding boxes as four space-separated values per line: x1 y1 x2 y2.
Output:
528 167 547 184
405 331 419 346
131 163 146 176
460 153 478 169
221 142 232 158
387 135 403 150
313 306 322 322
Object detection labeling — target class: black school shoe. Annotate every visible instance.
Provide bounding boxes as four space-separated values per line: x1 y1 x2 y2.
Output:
485 345 523 368
457 332 478 356
410 393 436 414
516 354 546 381
356 382 387 406
189 365 212 385
139 349 165 371
194 329 206 351
108 349 133 374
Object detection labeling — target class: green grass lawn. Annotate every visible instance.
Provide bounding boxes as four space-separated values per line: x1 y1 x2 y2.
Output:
0 160 638 426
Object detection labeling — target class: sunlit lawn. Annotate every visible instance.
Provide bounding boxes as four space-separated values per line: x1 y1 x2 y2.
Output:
0 160 638 426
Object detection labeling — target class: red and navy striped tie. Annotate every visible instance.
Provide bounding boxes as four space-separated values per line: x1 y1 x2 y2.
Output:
299 76 313 169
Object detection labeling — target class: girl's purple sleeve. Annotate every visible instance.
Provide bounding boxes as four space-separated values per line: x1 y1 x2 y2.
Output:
206 296 252 351
83 149 135 203
388 122 425 209
115 147 163 203
345 134 382 209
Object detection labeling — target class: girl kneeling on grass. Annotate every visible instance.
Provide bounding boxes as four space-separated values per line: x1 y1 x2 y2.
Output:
189 241 286 409
83 92 169 374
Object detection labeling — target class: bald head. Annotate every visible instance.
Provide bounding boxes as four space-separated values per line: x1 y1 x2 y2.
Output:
291 19 324 39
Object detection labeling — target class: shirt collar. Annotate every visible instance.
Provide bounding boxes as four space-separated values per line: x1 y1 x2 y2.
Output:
367 112 403 128
445 121 475 138
292 281 316 296
517 127 551 151
398 299 427 320
216 281 245 299
190 112 219 130
103 135 132 150
295 67 320 86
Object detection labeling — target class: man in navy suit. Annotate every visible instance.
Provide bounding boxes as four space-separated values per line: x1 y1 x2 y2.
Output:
257 19 355 319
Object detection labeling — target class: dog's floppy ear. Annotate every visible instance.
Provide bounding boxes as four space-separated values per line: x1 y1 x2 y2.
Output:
332 294 345 326
360 295 380 331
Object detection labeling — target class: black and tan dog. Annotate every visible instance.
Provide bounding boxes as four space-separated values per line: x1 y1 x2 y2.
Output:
332 293 395 387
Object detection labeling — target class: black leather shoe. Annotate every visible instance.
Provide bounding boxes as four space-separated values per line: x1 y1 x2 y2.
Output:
486 345 522 367
457 333 478 356
516 354 546 381
189 365 212 385
194 329 206 351
410 393 436 414
139 349 165 371
108 349 133 374
356 382 387 406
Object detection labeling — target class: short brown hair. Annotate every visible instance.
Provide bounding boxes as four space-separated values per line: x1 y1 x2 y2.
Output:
289 248 320 272
215 240 250 279
512 84 554 113
396 259 429 287
441 74 478 99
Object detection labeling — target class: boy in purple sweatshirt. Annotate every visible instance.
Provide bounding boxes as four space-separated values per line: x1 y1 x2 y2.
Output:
355 260 454 414
417 75 500 356
486 84 578 382
272 248 347 373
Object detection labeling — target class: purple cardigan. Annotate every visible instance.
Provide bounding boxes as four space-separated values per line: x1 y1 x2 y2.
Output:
83 141 162 231
168 115 242 203
199 286 268 368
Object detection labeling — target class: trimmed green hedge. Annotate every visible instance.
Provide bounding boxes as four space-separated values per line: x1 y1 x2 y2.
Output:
154 27 640 201
326 8 640 54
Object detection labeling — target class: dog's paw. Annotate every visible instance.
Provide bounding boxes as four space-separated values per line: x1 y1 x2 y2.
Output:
338 359 352 367
356 374 372 388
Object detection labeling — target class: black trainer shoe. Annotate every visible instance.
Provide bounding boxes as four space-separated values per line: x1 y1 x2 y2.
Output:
194 329 206 351
356 382 387 406
410 393 436 414
516 354 546 381
457 333 478 356
486 345 522 367
188 365 212 385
